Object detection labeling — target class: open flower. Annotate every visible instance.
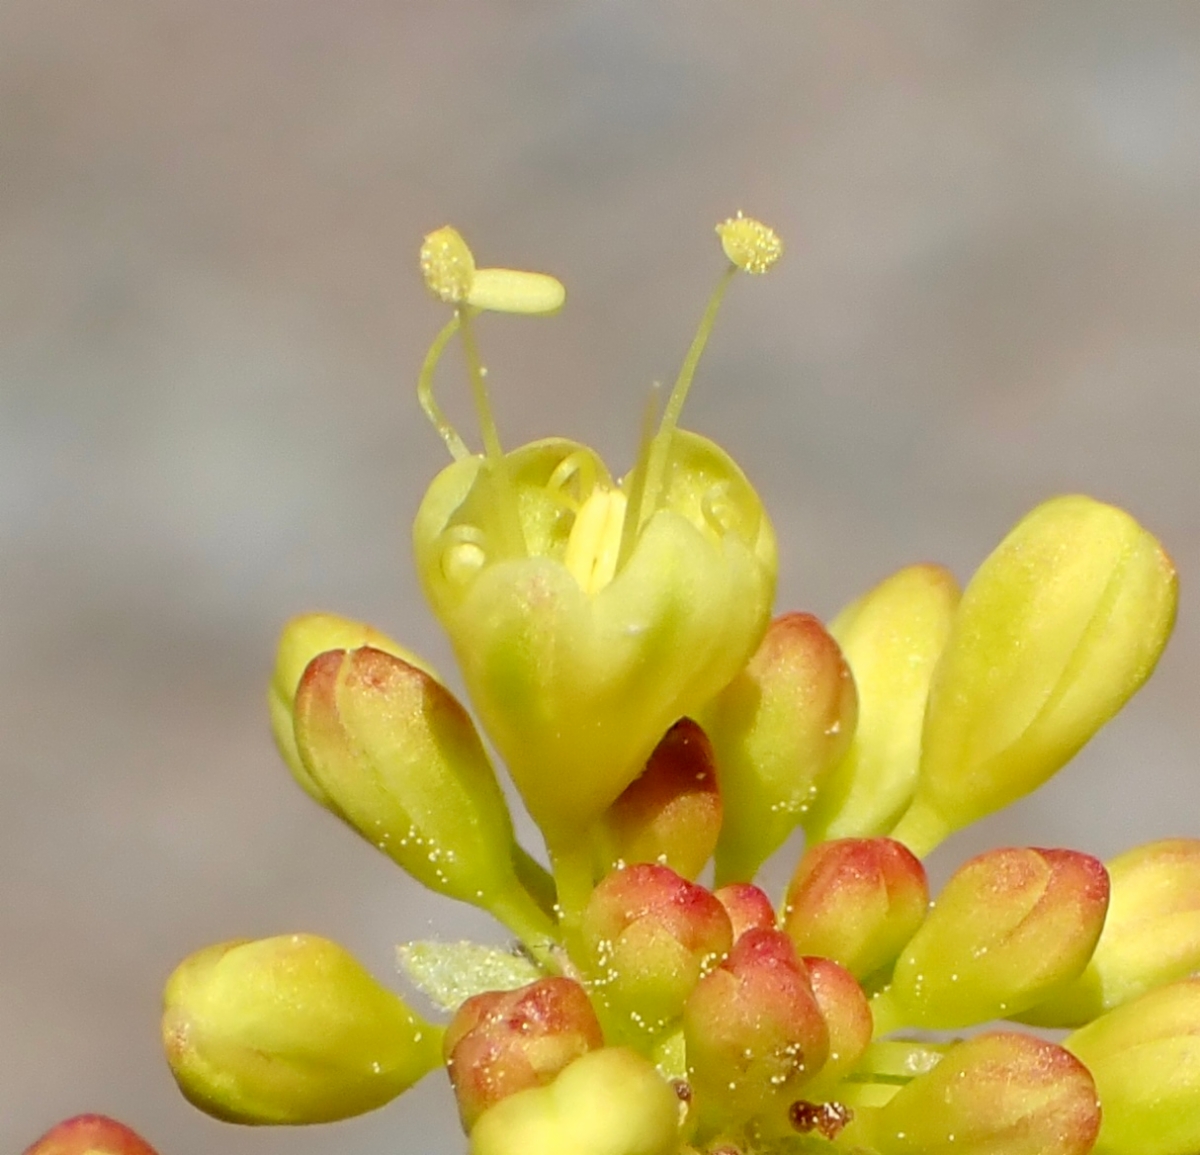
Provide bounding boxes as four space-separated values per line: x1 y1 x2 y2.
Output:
412 226 777 902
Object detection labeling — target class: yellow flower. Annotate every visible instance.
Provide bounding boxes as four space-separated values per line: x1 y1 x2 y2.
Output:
411 221 780 912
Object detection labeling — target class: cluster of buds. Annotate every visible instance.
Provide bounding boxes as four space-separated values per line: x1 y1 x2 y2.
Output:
34 217 1196 1155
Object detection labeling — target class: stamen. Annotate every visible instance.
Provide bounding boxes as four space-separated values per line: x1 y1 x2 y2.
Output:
416 315 471 460
616 382 662 570
637 264 736 533
564 488 628 594
635 213 783 536
457 308 504 463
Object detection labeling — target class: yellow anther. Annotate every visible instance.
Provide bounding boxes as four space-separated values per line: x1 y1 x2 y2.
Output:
716 212 783 274
563 487 628 595
420 225 476 303
468 268 566 315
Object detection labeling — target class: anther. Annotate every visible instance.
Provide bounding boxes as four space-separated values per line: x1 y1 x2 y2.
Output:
420 226 476 303
716 212 783 274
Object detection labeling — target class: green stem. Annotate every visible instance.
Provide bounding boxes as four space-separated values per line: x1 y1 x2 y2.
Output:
550 839 596 945
888 797 950 858
488 885 562 972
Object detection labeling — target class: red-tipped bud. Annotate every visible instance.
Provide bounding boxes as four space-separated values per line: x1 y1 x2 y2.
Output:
782 838 928 982
269 612 434 810
580 863 732 1043
853 1032 1100 1155
714 883 777 941
444 978 604 1131
293 646 550 938
802 956 874 1097
1025 838 1200 1027
700 614 857 884
22 1117 160 1155
598 719 722 881
683 928 829 1130
875 847 1109 1033
1066 978 1200 1155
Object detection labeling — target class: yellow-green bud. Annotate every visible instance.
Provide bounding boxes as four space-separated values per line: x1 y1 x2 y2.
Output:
469 1048 680 1155
268 612 432 810
162 934 441 1124
891 495 1177 856
293 645 551 938
805 564 959 841
1066 979 1200 1155
414 433 776 852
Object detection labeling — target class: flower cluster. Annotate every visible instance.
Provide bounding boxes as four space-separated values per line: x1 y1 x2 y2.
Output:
32 219 1195 1155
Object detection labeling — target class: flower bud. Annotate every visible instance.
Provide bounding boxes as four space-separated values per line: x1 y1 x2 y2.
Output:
445 978 604 1131
162 934 441 1124
293 646 549 935
414 432 776 855
802 956 873 1098
1066 979 1200 1155
469 1047 680 1155
1024 838 1200 1028
22 1116 159 1155
268 611 431 810
853 1032 1100 1155
781 838 928 982
804 564 959 841
699 613 857 885
683 928 829 1130
597 719 721 881
713 882 776 942
580 863 732 1043
891 496 1177 855
873 847 1109 1033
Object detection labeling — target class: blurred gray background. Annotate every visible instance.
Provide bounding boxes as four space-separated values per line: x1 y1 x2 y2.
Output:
3 3 1198 1152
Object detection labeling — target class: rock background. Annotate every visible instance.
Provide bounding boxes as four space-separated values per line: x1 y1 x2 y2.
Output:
3 4 1198 1152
